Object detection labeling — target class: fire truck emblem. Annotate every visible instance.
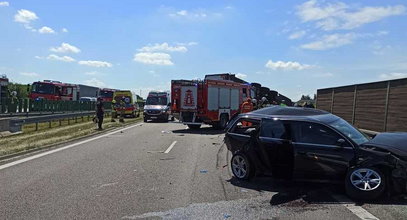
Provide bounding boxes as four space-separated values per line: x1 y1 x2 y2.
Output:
183 89 195 106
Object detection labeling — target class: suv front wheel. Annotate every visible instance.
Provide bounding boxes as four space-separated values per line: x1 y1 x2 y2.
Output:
345 167 386 200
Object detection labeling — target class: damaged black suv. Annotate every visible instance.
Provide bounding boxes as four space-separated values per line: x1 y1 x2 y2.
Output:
225 106 407 200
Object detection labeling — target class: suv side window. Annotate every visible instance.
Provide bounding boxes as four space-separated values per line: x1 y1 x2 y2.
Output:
259 119 289 140
291 122 349 146
231 119 260 135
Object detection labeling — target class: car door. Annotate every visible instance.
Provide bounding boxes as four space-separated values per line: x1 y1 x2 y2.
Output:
290 121 355 180
256 118 293 174
225 118 260 153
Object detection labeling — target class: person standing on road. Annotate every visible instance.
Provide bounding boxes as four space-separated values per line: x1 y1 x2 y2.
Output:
96 97 104 130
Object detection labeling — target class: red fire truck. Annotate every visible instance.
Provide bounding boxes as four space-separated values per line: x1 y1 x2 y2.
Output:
99 88 116 102
171 73 253 129
29 80 80 101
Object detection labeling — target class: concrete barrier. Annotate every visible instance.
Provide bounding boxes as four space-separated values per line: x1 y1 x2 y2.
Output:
0 118 10 132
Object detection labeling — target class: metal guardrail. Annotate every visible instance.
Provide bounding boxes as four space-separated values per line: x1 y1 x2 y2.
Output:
0 98 112 115
8 110 111 132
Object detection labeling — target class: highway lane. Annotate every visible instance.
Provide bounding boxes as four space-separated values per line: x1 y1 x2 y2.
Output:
0 121 406 219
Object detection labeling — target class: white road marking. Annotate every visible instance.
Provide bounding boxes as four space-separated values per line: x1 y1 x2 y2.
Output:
332 194 379 220
164 141 177 154
0 123 144 171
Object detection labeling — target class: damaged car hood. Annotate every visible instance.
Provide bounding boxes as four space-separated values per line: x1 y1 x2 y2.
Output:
362 132 407 158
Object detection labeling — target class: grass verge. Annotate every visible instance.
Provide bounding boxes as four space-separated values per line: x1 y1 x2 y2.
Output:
0 116 142 158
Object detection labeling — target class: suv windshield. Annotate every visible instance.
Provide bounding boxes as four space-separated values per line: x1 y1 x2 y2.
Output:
329 118 369 145
32 83 55 95
146 97 167 105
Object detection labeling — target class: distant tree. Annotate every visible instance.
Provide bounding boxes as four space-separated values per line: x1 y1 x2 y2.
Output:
8 83 29 99
300 95 312 100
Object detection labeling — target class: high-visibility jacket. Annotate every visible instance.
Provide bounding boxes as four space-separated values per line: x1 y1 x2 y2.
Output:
241 101 253 113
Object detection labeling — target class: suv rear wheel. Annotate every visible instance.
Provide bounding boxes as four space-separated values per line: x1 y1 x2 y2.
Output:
214 114 228 130
345 167 386 200
231 152 254 180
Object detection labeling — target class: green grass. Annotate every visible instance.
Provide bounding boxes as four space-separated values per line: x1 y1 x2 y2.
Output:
0 115 142 157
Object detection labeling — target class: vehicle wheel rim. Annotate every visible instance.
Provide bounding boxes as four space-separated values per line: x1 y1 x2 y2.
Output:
350 168 381 191
232 155 247 178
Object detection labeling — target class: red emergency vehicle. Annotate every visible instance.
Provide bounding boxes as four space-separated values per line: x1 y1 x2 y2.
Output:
29 80 79 101
99 88 116 102
171 73 253 129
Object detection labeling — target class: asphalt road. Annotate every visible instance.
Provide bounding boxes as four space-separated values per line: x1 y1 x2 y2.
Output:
1 122 407 219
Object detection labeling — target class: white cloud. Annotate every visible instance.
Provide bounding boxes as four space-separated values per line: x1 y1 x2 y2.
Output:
62 28 68 33
265 59 314 71
50 43 81 53
235 73 247 79
85 71 98 75
313 72 334 78
301 33 356 50
0 1 9 7
78 60 113 68
288 30 306 40
296 0 406 31
46 54 75 62
134 52 174 66
20 72 39 77
169 9 208 18
84 78 106 87
371 41 392 55
14 9 38 24
176 42 198 46
379 73 407 80
138 42 188 53
38 26 56 34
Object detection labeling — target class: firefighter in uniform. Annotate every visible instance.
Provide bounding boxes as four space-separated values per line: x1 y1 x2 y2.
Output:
241 98 254 126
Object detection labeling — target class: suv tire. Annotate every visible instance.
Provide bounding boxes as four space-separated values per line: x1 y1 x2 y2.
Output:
345 167 386 201
231 152 254 180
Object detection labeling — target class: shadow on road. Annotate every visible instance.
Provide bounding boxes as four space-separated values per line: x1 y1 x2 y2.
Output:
228 176 407 206
172 127 225 135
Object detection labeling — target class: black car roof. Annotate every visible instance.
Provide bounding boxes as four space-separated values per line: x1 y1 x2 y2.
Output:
241 106 336 123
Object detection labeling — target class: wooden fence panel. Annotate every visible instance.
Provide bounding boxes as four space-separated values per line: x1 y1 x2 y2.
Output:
316 89 332 112
387 79 407 131
354 82 387 132
332 86 354 123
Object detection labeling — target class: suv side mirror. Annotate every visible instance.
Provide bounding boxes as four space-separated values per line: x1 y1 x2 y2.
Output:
337 138 346 147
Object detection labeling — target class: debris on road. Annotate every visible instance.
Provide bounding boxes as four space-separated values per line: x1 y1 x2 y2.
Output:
224 213 231 219
161 130 171 134
160 157 175 160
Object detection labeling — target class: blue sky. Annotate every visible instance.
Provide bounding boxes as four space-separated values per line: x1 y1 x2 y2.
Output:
1 0 406 99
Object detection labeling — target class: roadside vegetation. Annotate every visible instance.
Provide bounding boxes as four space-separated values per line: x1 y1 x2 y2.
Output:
0 115 142 157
